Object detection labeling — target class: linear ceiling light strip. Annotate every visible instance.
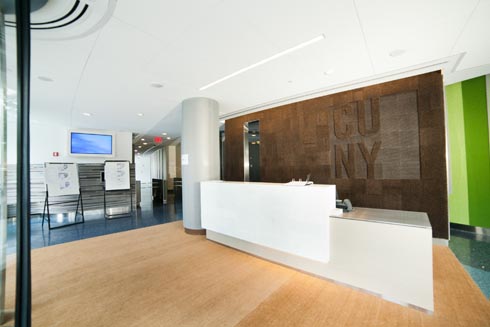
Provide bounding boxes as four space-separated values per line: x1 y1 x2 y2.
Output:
199 34 326 91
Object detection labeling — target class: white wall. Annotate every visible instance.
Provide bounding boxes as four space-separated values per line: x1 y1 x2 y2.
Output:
7 122 133 164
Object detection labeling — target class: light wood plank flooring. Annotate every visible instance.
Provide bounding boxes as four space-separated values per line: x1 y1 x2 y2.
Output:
2 221 489 326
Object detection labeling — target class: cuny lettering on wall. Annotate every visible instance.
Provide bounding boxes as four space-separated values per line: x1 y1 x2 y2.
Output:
331 91 420 179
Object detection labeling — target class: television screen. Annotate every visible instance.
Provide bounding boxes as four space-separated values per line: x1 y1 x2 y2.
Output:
71 132 113 155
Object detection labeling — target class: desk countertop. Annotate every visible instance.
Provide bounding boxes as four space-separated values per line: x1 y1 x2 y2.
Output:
330 207 432 229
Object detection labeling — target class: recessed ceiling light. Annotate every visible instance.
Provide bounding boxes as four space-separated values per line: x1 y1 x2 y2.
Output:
137 113 144 117
141 138 145 141
199 34 326 91
134 150 138 152
166 137 171 140
150 82 164 88
82 112 92 117
162 132 167 136
389 49 406 57
138 146 142 148
38 76 53 82
252 134 256 137
143 142 148 145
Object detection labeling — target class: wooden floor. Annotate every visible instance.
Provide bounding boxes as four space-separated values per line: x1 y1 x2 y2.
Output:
2 221 489 327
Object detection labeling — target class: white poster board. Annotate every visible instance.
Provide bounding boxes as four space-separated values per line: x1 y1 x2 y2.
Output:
44 163 80 196
105 161 130 191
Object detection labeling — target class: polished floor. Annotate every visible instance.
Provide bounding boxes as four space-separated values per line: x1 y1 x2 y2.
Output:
6 186 182 255
449 228 490 299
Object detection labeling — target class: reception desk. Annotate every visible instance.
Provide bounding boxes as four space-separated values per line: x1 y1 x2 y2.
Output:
201 181 339 262
201 181 433 312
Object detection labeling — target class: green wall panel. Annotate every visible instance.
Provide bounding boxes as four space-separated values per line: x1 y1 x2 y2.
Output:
446 82 470 225
461 76 490 228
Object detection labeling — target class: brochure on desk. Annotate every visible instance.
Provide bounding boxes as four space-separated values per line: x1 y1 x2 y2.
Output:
105 161 130 191
44 163 80 196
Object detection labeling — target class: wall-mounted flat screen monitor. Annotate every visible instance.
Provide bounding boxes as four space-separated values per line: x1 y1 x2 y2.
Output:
69 131 115 156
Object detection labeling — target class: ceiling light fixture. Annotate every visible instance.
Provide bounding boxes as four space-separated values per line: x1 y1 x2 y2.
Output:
137 113 144 117
143 142 148 145
141 138 145 141
162 132 167 136
38 76 53 82
138 146 142 148
82 112 92 117
166 137 171 140
199 34 326 91
389 49 406 57
150 82 164 88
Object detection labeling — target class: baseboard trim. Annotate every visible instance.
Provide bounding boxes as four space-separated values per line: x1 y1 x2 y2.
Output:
450 223 490 236
432 238 448 246
185 228 206 235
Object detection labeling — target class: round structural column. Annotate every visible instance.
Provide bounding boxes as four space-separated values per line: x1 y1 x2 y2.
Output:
181 97 220 234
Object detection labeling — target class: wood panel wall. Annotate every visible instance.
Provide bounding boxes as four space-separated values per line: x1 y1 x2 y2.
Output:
225 71 448 239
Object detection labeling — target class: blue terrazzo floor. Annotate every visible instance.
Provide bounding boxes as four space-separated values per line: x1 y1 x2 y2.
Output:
449 229 490 299
7 186 182 255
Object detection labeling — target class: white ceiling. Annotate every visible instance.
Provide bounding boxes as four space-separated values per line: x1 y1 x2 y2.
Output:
4 0 490 139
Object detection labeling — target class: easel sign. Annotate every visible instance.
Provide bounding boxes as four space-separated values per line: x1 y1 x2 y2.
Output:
104 160 132 219
43 162 84 229
104 161 130 191
44 163 80 196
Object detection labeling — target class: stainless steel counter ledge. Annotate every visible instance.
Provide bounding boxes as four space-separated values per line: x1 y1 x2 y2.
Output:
330 207 432 229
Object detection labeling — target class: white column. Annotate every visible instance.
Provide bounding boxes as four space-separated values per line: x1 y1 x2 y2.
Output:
181 97 219 234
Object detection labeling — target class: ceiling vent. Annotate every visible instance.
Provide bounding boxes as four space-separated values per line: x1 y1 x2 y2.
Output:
4 0 116 40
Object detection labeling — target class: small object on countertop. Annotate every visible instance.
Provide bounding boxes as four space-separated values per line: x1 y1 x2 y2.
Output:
336 199 353 212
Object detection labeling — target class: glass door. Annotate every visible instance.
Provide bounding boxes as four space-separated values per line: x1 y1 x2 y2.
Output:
1 1 32 326
1 3 17 325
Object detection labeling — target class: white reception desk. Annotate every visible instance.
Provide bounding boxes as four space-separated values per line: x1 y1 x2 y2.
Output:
201 181 434 312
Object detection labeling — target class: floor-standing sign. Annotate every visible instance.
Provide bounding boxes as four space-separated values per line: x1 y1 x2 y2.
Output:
43 163 84 229
103 160 132 219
